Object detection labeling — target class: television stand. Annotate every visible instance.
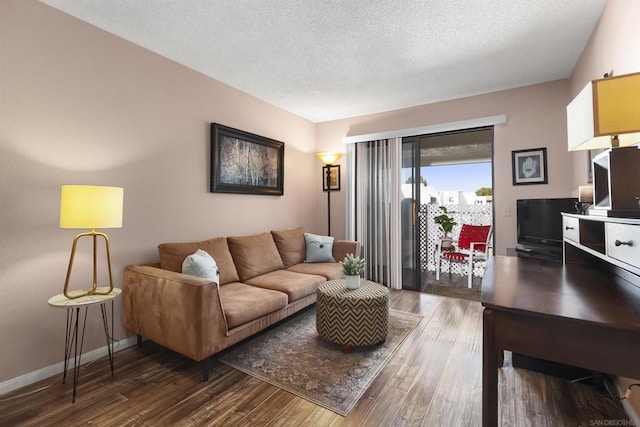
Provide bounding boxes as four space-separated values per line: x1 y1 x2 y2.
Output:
514 245 561 262
511 353 594 383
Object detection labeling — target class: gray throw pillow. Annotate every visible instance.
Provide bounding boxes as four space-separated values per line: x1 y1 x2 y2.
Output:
304 233 335 263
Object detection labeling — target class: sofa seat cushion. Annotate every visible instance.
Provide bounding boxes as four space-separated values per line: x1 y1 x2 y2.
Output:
286 262 343 280
271 227 306 268
219 283 288 329
244 270 326 303
158 237 239 285
228 233 285 281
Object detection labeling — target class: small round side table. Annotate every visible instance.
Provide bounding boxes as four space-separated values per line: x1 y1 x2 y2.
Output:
316 279 389 353
48 287 121 403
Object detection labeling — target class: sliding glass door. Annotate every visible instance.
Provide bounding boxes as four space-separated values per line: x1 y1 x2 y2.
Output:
401 127 494 291
401 137 421 290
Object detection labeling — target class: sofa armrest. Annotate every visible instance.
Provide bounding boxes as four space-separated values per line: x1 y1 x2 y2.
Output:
123 265 228 362
333 240 361 262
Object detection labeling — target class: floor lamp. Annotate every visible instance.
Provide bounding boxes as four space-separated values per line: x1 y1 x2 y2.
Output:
316 152 342 236
60 185 124 299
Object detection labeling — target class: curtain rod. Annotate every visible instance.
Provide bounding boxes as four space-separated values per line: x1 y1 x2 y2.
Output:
342 114 506 144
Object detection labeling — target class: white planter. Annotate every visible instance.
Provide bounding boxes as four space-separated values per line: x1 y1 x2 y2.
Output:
441 237 454 249
345 275 361 289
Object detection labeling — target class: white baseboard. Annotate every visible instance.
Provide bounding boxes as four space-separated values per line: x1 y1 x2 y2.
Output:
0 336 138 396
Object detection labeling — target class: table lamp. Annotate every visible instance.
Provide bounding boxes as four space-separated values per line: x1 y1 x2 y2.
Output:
60 185 124 299
566 72 640 216
316 152 342 235
575 185 593 214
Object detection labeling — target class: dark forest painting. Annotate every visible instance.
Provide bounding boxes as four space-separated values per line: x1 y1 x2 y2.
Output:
210 124 284 195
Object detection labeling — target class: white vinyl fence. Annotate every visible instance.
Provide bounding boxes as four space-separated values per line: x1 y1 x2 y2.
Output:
419 204 493 276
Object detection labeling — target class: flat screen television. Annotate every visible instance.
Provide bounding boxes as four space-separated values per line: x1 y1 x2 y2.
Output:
517 198 578 248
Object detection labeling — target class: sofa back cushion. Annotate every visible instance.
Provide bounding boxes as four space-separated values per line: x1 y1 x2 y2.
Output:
228 232 285 281
271 227 306 268
158 237 239 285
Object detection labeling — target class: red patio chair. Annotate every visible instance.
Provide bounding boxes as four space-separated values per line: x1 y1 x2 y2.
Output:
435 224 492 288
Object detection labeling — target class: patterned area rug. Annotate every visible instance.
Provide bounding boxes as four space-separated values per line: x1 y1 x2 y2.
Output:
219 307 422 416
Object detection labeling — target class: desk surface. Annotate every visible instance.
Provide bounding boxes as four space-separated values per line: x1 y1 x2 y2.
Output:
481 256 640 332
481 256 640 426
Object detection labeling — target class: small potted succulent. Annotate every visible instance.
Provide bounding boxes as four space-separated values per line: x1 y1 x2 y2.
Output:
433 206 457 249
340 253 365 289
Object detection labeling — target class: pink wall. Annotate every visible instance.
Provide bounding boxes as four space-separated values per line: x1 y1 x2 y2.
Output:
316 79 574 255
0 0 317 383
568 0 640 418
569 0 640 190
569 0 640 95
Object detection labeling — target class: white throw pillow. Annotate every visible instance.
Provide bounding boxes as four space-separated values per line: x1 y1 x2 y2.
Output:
182 249 220 286
304 233 335 263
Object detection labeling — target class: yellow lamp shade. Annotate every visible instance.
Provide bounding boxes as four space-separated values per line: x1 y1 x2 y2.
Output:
316 152 342 165
567 72 640 151
60 185 124 229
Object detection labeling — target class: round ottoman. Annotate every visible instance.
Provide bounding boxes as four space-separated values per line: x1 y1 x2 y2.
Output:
316 279 389 353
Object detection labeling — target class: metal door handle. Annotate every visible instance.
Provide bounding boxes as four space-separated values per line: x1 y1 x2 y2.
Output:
615 239 633 247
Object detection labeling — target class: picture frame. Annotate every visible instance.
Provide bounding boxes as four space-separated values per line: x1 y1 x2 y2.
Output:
512 147 548 185
210 123 284 196
322 165 340 191
587 148 606 184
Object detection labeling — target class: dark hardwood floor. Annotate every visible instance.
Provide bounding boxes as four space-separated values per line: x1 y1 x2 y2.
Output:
0 290 629 426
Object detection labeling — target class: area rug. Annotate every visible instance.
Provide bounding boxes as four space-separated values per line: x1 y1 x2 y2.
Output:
422 284 481 302
219 307 422 416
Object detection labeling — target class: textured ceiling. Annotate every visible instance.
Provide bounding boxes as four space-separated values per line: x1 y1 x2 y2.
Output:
40 0 606 123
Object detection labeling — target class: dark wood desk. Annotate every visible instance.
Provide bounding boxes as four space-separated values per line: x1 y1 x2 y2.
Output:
481 256 640 426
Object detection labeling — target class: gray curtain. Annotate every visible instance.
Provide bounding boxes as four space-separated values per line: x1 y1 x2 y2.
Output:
355 139 392 286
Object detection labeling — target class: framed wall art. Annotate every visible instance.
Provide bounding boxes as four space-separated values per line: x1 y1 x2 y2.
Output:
210 123 284 195
322 165 340 191
512 147 548 185
587 148 606 184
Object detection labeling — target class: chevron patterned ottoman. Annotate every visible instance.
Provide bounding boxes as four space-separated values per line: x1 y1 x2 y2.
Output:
316 279 389 354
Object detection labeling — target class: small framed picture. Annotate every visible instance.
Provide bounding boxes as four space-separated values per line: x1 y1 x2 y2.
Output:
587 148 606 184
512 148 548 185
322 165 340 191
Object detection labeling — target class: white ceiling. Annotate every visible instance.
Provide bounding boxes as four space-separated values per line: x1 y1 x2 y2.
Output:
40 0 606 123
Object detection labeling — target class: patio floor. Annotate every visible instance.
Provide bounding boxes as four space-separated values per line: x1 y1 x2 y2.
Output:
422 269 482 290
401 268 483 297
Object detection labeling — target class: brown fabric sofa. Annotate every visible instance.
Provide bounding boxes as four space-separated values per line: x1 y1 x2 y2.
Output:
122 227 360 380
